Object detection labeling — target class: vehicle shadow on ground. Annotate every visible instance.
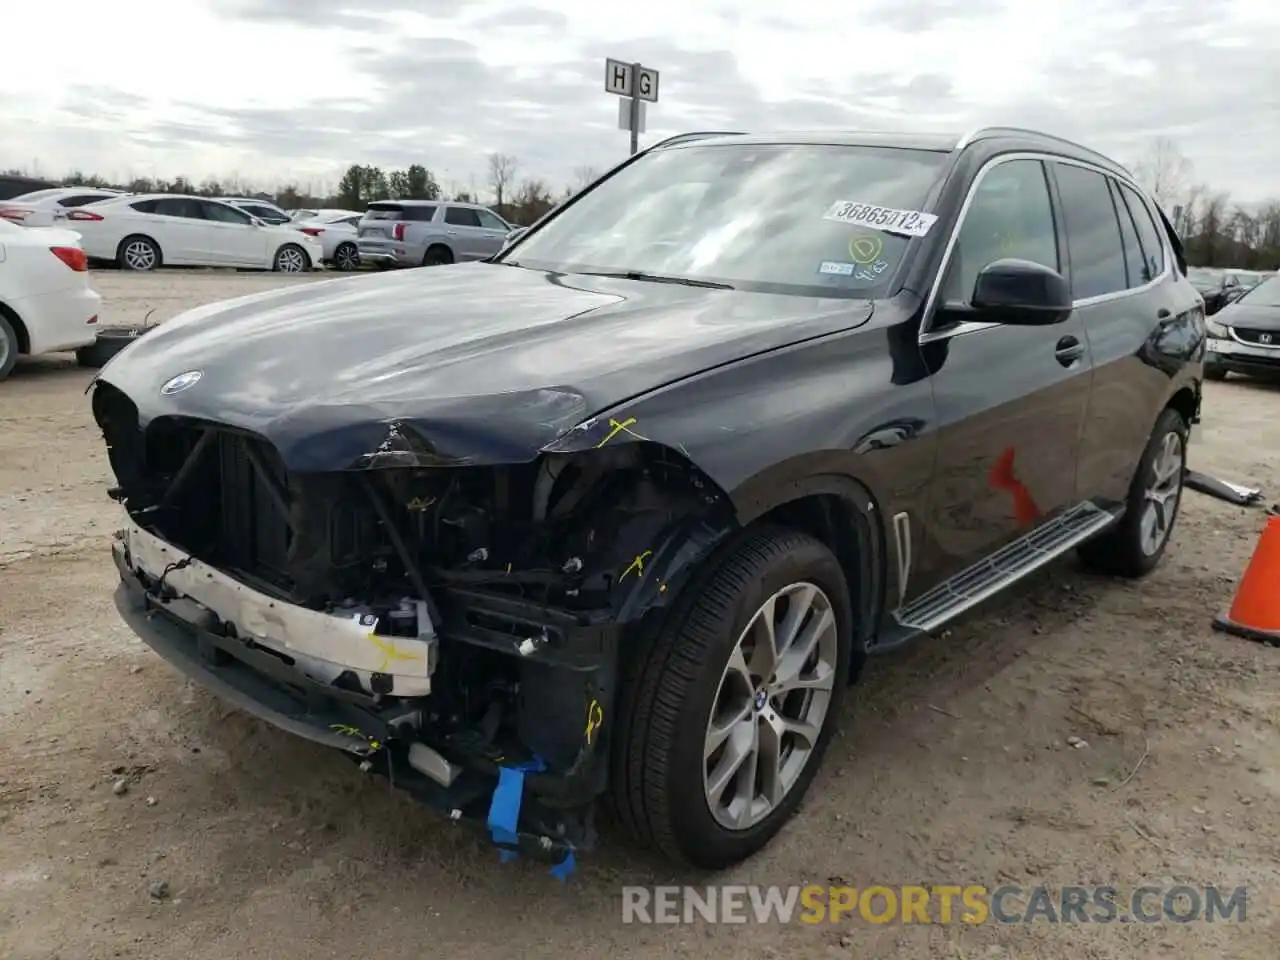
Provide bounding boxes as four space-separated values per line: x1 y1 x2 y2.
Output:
9 354 92 380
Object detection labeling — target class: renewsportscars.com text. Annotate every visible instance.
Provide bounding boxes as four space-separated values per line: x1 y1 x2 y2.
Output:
621 885 1248 925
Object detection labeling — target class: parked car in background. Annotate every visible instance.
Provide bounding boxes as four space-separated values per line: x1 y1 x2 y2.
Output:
220 197 292 225
292 210 363 271
1 187 127 227
1187 267 1241 314
1204 273 1280 380
286 208 319 221
63 194 323 272
0 175 58 202
1225 269 1269 292
94 127 1203 870
356 200 513 268
0 219 101 381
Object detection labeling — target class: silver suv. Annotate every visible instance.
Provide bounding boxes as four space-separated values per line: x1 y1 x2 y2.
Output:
356 200 513 268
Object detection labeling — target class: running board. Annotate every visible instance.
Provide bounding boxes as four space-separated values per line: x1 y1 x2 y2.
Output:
872 502 1119 652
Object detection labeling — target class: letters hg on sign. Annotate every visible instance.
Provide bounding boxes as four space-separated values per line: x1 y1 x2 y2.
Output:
823 201 938 238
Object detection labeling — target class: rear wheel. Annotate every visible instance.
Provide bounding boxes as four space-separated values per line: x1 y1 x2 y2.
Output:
422 244 453 267
0 312 20 381
1078 406 1187 578
117 235 160 271
609 527 852 868
333 242 359 271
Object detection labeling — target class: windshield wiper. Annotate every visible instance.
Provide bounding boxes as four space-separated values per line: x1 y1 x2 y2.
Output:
579 270 734 290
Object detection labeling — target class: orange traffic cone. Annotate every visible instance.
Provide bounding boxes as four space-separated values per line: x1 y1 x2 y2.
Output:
1212 513 1280 647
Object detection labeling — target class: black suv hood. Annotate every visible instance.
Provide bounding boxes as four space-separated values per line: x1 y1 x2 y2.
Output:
97 262 872 470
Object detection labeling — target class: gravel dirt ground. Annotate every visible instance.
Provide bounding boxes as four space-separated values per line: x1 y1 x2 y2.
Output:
1 270 1277 959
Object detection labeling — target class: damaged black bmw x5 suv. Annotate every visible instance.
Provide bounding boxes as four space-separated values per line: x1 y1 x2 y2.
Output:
93 127 1205 870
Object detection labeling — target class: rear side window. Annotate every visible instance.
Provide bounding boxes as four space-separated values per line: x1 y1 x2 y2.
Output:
154 198 203 218
444 206 483 227
130 199 158 213
1108 180 1148 289
406 205 437 222
1052 163 1127 300
59 193 113 208
1115 183 1165 281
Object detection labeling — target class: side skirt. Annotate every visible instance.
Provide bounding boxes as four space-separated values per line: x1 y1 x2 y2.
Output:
870 501 1122 653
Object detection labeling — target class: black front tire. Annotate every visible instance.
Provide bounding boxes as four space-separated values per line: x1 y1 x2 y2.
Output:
1204 360 1228 381
422 245 454 267
608 526 853 869
1078 406 1188 578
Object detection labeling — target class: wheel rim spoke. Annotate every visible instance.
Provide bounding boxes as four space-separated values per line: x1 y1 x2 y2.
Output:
1139 430 1183 556
704 580 839 832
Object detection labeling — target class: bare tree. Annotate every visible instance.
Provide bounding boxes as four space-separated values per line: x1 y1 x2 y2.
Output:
487 153 518 208
571 165 600 192
1131 137 1194 213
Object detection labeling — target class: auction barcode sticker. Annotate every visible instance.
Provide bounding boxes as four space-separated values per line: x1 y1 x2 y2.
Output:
823 200 938 238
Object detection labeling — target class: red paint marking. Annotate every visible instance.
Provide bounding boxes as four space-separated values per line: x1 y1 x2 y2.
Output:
989 447 1042 525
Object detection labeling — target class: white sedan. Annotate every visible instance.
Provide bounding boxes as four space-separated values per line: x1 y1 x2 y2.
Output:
0 219 103 380
292 210 363 270
0 186 127 227
61 194 324 272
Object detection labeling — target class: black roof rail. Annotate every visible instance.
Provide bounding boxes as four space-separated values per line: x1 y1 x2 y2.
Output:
647 131 749 150
957 126 1131 178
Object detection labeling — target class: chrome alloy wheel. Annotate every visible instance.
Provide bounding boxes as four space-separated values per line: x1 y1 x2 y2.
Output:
1140 430 1183 556
276 246 307 272
123 239 157 271
703 582 839 831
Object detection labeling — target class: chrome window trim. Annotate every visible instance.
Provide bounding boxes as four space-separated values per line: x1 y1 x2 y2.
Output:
918 151 1174 345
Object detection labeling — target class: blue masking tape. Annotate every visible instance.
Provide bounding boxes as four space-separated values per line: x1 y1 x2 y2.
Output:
486 756 546 858
549 850 577 882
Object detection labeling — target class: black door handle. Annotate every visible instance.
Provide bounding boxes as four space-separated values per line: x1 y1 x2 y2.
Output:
1157 308 1172 319
1054 335 1085 367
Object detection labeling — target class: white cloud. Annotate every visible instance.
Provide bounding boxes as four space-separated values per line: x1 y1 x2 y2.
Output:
0 0 1274 200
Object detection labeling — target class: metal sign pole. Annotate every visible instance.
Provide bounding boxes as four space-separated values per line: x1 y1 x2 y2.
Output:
629 61 642 155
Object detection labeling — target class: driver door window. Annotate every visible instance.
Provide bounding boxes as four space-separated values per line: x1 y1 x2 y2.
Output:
941 159 1059 304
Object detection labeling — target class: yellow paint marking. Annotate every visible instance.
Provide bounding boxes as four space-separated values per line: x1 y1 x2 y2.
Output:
594 416 647 448
585 700 604 745
848 234 884 265
619 550 653 582
365 631 424 672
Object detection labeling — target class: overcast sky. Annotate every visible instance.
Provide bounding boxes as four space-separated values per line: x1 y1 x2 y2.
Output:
1 0 1276 200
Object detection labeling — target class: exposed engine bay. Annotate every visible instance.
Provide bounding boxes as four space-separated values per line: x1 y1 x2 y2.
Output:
93 380 732 862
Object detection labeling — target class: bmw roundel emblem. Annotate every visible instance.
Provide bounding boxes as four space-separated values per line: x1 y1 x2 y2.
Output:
161 370 203 396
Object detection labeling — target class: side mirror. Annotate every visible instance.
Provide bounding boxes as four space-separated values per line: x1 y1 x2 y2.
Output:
971 258 1072 325
504 226 527 244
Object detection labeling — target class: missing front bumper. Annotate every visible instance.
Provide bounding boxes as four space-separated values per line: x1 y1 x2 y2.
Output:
115 520 436 697
111 528 618 861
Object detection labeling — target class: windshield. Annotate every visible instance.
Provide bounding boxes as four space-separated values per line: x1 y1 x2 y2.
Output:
503 141 951 297
1236 275 1280 307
